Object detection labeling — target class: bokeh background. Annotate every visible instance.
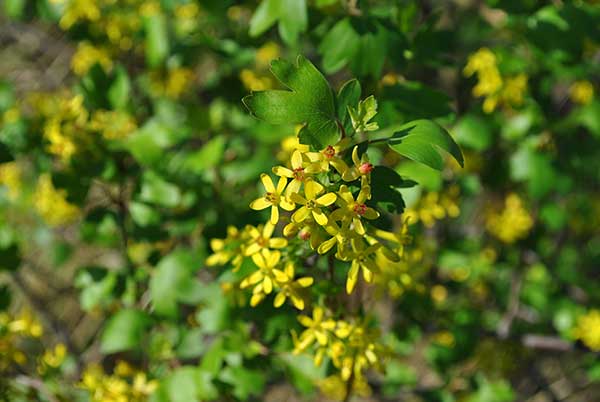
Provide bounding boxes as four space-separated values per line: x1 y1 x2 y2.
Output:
1 1 599 401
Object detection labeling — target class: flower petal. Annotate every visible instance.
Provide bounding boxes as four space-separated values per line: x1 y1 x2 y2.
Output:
276 176 287 194
263 276 273 294
250 197 270 210
270 206 279 224
269 238 288 249
305 180 323 200
272 166 294 178
316 192 337 206
292 206 310 222
274 292 286 308
312 209 329 226
260 173 276 193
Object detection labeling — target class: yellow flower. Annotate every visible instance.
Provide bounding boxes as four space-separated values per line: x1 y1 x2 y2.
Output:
256 41 280 68
71 42 113 76
0 162 22 200
34 174 80 226
240 249 282 304
570 80 594 105
344 239 380 294
463 48 497 77
329 185 379 235
342 146 373 185
574 310 600 351
41 343 67 369
294 307 336 352
243 222 288 256
272 262 313 310
290 179 337 226
305 138 351 174
250 174 295 224
273 150 320 196
318 220 357 259
90 110 137 140
58 0 101 29
206 225 245 269
486 193 533 243
276 135 309 164
283 215 325 250
8 310 43 337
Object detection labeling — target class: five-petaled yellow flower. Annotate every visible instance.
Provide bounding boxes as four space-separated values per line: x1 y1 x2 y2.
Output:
342 146 374 185
272 262 313 310
250 174 295 224
273 150 320 195
294 307 336 352
291 179 337 226
344 239 381 294
244 222 287 256
329 185 379 235
240 249 282 300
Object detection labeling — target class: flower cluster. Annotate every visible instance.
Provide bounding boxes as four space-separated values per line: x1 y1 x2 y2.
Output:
464 48 528 113
80 361 158 402
209 140 412 300
486 193 533 244
403 186 461 228
0 310 43 371
34 174 80 226
292 307 387 398
573 309 600 351
569 80 594 105
240 42 281 91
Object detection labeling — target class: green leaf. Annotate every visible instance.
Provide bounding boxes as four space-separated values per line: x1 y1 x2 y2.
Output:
388 119 464 171
144 13 169 67
101 309 151 354
453 115 492 151
348 95 379 133
249 0 307 45
219 366 266 400
150 250 200 318
243 55 339 150
336 79 361 134
129 201 161 227
318 18 361 73
370 166 415 213
108 65 131 110
154 367 218 402
140 171 182 208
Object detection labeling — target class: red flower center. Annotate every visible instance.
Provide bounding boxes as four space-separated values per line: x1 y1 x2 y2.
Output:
359 163 373 174
353 204 368 216
323 145 335 159
293 167 305 181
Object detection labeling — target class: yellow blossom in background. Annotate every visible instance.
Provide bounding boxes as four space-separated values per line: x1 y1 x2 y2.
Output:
1 310 44 370
90 110 137 140
486 193 533 243
149 67 195 99
404 187 460 227
38 343 67 374
240 42 281 90
34 174 80 226
256 42 281 68
38 93 89 161
80 362 157 402
71 42 113 76
54 0 101 29
570 80 594 105
463 48 497 76
464 48 528 113
240 69 274 91
573 310 600 351
0 162 22 200
318 373 372 401
277 133 310 164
